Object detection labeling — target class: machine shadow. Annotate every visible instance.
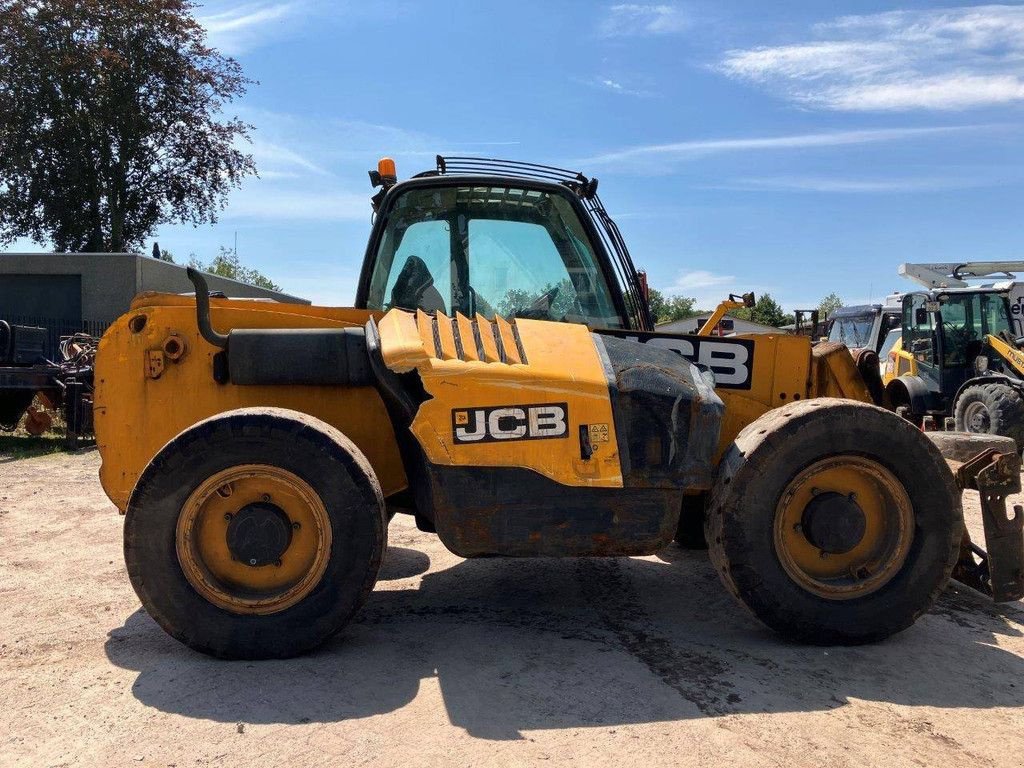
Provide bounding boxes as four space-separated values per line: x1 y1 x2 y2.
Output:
105 547 1024 740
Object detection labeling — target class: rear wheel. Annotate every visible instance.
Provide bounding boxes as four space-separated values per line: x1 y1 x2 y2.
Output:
706 399 962 644
125 407 386 659
954 382 1024 451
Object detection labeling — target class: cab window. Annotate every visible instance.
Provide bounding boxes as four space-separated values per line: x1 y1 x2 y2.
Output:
937 293 1011 367
903 294 935 370
365 185 624 328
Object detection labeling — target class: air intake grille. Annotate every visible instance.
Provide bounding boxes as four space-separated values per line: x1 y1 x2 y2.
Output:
415 310 527 365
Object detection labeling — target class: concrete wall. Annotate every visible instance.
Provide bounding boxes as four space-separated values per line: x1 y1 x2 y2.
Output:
0 253 138 323
0 253 308 324
138 257 309 305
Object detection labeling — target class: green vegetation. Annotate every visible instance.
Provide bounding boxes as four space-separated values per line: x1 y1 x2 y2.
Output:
730 293 790 328
188 247 281 291
0 434 66 461
0 0 255 252
648 288 700 323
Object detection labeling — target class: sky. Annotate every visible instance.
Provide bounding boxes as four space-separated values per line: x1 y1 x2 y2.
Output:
17 1 1024 310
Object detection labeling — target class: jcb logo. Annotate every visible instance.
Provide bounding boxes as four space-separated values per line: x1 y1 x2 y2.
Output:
452 403 569 444
622 334 755 389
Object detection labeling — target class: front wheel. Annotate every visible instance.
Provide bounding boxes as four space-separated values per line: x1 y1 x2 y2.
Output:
706 399 962 644
954 382 1024 451
125 408 386 659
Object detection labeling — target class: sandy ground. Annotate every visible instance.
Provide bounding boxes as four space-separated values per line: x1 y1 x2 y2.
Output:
2 449 1024 768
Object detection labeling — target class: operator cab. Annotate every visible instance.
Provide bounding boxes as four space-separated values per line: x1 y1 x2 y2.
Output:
355 156 653 332
828 304 901 353
901 287 1013 406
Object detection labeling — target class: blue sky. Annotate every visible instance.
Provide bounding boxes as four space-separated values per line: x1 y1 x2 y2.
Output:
25 1 1024 310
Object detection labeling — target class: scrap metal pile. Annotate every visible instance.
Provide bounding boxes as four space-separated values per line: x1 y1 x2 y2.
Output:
0 321 97 447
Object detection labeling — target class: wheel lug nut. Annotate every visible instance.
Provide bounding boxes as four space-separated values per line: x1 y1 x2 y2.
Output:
274 559 282 567
292 522 301 530
793 523 802 532
224 513 233 521
261 494 271 502
249 558 257 566
819 551 829 559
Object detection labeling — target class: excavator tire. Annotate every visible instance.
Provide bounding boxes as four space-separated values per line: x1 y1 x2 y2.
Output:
125 407 386 659
953 382 1024 452
706 398 962 645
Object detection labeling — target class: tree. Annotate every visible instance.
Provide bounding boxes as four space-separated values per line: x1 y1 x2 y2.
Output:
818 292 843 318
189 247 280 291
751 294 789 327
151 242 174 262
732 293 788 328
647 288 699 324
0 1 256 252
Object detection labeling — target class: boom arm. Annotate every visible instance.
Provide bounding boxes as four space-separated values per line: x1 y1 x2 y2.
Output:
899 261 1024 289
698 293 755 337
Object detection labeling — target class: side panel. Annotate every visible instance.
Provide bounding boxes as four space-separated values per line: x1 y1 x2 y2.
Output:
600 329 873 460
95 302 406 512
379 309 625 488
376 310 723 557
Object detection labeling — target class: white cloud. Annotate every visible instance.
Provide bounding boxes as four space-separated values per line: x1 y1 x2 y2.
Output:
720 5 1024 111
599 4 688 37
223 186 369 222
660 269 746 309
581 125 981 170
248 137 331 177
718 175 993 193
577 75 657 97
199 2 302 55
667 270 735 291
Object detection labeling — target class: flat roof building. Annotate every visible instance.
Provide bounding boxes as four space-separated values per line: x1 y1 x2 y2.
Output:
0 252 307 357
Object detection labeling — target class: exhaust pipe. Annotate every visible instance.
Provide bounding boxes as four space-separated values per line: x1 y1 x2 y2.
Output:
186 268 228 349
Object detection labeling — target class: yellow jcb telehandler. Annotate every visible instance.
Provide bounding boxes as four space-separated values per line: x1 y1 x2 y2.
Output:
95 157 1024 659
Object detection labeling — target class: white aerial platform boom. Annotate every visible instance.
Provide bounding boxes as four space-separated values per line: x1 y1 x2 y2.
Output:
899 262 1024 290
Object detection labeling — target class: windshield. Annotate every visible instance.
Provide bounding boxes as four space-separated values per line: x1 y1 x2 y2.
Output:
365 184 624 328
828 315 875 348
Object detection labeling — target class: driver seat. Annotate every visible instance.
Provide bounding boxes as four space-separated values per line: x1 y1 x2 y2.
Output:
390 255 446 313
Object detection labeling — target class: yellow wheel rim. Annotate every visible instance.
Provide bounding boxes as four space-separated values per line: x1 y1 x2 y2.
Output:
176 464 332 615
774 456 914 600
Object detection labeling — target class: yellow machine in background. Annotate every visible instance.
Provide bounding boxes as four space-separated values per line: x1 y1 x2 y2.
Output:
94 157 1022 660
884 282 1024 446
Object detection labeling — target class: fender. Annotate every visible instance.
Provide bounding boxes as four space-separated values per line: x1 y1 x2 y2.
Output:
885 374 934 416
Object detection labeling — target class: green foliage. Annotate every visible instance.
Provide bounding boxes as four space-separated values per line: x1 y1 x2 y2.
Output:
818 292 843 318
498 279 577 319
731 293 789 328
0 0 256 252
648 287 699 324
151 242 174 262
188 247 280 291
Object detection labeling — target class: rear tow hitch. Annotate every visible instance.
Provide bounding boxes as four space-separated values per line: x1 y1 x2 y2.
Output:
954 449 1024 602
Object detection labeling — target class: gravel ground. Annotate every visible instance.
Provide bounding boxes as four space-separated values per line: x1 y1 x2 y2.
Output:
2 449 1024 767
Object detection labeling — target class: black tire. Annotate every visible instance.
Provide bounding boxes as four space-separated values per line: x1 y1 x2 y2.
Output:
954 382 1024 451
125 407 386 659
706 398 962 645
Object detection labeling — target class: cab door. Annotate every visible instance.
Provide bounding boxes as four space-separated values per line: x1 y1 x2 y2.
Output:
902 293 940 391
